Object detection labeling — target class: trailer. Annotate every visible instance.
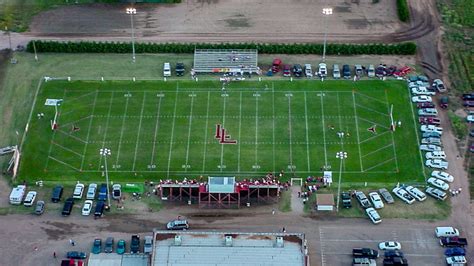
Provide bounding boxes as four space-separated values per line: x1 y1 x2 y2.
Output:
9 185 26 205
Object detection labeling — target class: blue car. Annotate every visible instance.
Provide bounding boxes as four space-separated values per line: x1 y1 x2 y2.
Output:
91 238 102 254
444 247 466 256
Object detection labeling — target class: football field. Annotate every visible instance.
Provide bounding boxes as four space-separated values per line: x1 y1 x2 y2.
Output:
20 80 424 183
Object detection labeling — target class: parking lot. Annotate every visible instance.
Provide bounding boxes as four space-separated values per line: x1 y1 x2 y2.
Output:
319 224 445 265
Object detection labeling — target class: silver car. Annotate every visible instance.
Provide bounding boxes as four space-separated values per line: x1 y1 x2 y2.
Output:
367 64 375 78
333 64 341 79
378 188 394 204
425 187 447 201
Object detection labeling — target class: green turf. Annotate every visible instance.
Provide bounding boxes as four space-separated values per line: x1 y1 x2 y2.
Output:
19 79 424 184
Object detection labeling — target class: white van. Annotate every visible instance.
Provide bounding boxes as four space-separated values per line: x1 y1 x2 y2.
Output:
426 151 446 160
163 63 171 77
9 185 26 205
435 227 459 238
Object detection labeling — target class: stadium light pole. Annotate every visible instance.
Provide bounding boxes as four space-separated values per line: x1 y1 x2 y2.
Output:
99 148 112 207
322 7 333 62
335 151 347 212
126 7 137 63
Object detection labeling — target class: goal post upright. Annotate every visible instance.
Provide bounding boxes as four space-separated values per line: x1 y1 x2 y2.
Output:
389 104 395 131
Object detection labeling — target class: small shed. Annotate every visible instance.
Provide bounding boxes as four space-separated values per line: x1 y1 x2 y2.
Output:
316 194 334 211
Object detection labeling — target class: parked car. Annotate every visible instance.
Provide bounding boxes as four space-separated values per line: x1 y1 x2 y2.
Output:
34 200 45 215
418 117 440 125
422 132 442 139
163 62 171 77
24 191 37 207
384 250 404 258
86 183 97 200
419 144 442 152
440 96 449 108
112 184 121 200
394 66 412 77
354 65 363 76
342 64 351 79
367 64 375 78
426 151 446 160
440 237 468 247
352 248 379 259
272 58 282 73
467 115 474 123
66 251 87 260
444 247 466 257
427 177 449 190
333 64 341 79
116 239 126 255
463 100 474 107
98 183 107 201
417 102 435 109
431 171 454 182
368 192 384 209
304 64 313 77
386 65 397 76
425 159 449 170
292 64 303 77
175 63 185 76
392 187 415 204
73 183 85 199
378 241 401 250
318 63 327 77
383 256 408 265
131 235 140 254
51 185 63 203
355 191 371 208
94 201 105 218
378 188 394 204
432 79 447 92
411 96 432 103
404 186 426 201
91 238 102 254
446 256 467 265
421 137 441 145
82 200 93 216
366 207 382 224
420 125 443 134
375 65 386 77
144 236 153 254
435 226 460 238
425 187 447 201
341 192 352 208
167 219 190 230
418 108 438 117
104 237 114 253
62 198 74 216
412 87 436 96
353 257 376 266
282 64 291 77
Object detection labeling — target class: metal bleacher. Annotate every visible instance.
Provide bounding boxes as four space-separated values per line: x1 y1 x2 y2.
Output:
193 49 259 74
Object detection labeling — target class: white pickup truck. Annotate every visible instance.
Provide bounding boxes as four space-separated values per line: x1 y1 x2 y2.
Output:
9 185 26 205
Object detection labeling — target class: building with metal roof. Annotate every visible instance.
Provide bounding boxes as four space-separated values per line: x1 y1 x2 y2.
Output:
88 253 148 266
151 231 308 266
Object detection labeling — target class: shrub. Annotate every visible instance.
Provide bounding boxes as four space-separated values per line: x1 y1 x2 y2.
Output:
448 111 467 139
397 0 410 22
26 40 417 55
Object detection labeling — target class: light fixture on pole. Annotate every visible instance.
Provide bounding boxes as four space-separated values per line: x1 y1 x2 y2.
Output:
126 7 137 63
99 148 112 208
335 151 347 212
322 7 333 62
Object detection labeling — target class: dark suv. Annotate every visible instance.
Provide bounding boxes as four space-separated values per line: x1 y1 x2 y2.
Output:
61 198 74 216
341 192 352 208
94 201 105 218
342 65 351 79
176 63 185 76
292 64 303 77
51 185 63 203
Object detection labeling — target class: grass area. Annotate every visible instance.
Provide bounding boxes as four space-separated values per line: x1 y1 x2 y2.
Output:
19 78 423 184
0 0 119 32
278 191 291 212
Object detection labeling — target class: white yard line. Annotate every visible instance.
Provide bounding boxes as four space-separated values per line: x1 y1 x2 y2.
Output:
166 89 180 178
354 91 388 105
255 92 259 167
45 88 67 170
319 92 328 166
237 91 243 172
352 91 364 172
114 94 130 166
385 90 400 172
184 92 195 172
272 83 276 172
57 130 87 144
219 93 227 172
355 104 390 117
361 143 394 158
132 92 147 171
303 92 311 172
287 93 294 169
359 130 392 144
150 95 163 166
52 142 84 157
357 117 390 130
97 92 115 170
363 158 396 172
48 156 81 171
201 91 211 172
79 169 397 174
80 91 99 170
407 87 426 178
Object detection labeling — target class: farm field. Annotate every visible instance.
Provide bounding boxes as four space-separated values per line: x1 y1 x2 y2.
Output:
19 79 424 184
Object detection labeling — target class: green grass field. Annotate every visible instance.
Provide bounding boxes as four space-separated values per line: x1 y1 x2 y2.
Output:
19 79 424 184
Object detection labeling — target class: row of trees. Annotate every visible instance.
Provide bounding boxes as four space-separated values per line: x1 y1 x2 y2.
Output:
27 40 417 55
397 0 410 22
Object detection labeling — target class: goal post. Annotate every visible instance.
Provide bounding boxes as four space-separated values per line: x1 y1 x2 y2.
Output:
51 104 59 130
389 104 395 131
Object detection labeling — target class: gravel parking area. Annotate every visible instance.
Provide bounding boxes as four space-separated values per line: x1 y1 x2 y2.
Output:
319 224 445 266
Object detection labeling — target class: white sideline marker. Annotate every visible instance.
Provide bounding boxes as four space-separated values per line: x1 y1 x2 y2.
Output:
132 92 147 171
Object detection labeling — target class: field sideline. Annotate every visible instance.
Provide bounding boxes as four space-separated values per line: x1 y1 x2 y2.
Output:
19 79 424 184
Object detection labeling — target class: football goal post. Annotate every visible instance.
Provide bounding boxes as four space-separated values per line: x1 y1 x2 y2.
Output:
50 103 59 130
389 104 395 131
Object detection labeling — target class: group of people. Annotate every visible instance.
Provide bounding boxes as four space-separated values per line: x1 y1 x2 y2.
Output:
450 187 462 197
